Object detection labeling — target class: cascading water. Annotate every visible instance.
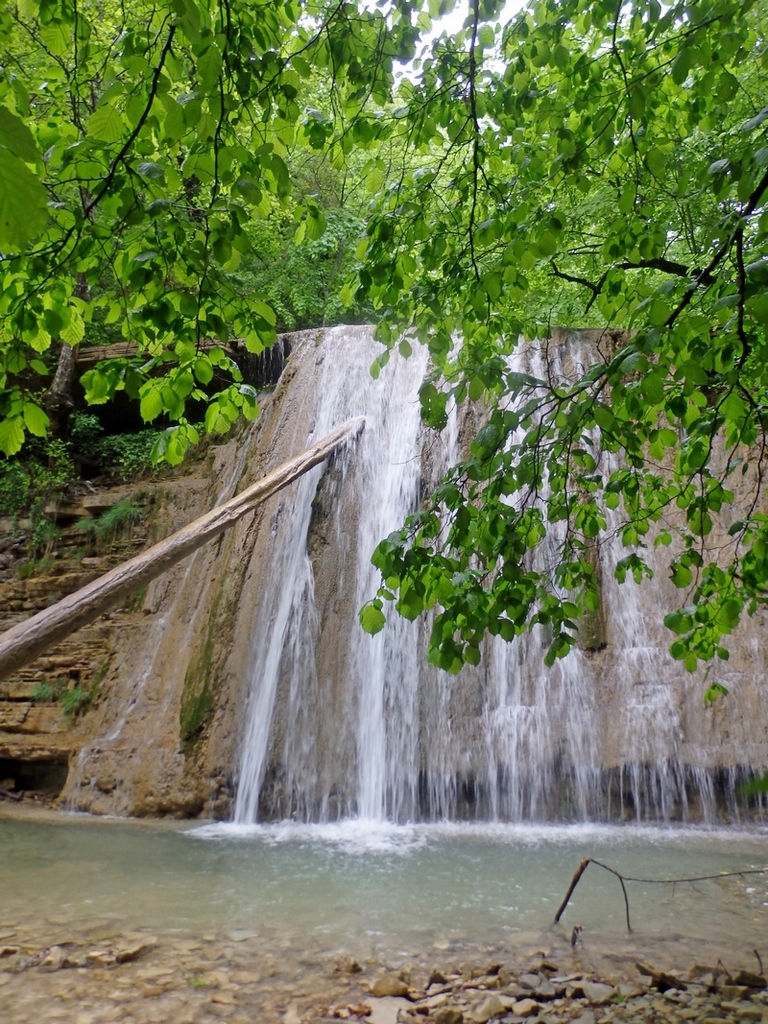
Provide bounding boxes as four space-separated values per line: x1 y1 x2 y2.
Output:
233 327 431 823
229 326 768 825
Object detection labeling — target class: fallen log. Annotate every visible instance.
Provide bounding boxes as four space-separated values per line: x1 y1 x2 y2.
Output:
0 417 365 681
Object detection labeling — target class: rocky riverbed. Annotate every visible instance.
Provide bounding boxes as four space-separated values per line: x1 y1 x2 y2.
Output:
2 921 768 1024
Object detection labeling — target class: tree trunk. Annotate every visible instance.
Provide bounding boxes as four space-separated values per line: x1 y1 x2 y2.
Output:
0 417 364 681
43 273 89 437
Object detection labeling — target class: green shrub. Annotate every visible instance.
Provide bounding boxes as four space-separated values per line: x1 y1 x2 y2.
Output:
0 463 30 518
0 437 76 552
17 556 54 579
77 500 144 546
97 431 162 479
61 685 94 721
69 412 104 451
30 680 59 702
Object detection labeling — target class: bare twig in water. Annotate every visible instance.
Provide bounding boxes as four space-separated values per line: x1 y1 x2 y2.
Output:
554 857 768 933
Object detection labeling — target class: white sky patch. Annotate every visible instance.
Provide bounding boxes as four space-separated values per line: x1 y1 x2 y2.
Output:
425 0 529 44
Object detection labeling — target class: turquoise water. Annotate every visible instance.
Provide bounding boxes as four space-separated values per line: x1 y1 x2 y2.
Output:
2 812 767 963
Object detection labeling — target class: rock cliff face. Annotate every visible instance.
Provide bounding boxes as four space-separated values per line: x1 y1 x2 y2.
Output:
0 492 137 797
1 326 767 822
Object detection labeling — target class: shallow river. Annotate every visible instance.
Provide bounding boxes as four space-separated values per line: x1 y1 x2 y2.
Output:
3 810 768 964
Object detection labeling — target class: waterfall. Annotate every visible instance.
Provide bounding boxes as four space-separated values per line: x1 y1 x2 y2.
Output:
228 327 768 823
54 324 767 821
222 326 768 824
233 327 430 823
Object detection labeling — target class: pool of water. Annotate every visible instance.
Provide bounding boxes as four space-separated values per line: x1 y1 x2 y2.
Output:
2 810 768 965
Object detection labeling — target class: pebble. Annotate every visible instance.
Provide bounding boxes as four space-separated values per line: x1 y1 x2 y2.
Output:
370 974 410 998
470 993 505 1021
1 922 766 1024
511 997 540 1017
434 1010 464 1024
581 981 615 1005
365 995 411 1024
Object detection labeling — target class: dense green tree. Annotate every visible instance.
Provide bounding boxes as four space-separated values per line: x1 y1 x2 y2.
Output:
0 0 414 459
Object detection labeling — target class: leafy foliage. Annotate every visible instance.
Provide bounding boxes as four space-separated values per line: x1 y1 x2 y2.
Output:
0 436 75 551
2 0 767 679
29 678 95 722
357 0 768 676
76 499 143 544
70 414 163 478
0 0 414 456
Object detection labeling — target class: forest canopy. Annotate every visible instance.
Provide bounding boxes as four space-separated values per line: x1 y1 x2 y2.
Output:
1 0 767 676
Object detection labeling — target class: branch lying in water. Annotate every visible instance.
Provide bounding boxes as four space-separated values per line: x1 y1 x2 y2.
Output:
0 417 365 681
554 856 768 933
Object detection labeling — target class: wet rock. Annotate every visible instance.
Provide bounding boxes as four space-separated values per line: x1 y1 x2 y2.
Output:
571 1012 595 1024
434 1010 464 1024
618 982 645 999
364 995 411 1024
41 945 69 970
664 988 687 1003
735 1008 763 1021
689 965 718 981
535 961 560 974
580 981 615 1005
470 993 505 1022
512 997 540 1017
534 979 556 999
636 962 687 992
370 974 410 998
415 993 449 1011
86 950 116 966
720 985 752 1001
336 957 364 976
115 938 156 964
283 1002 303 1024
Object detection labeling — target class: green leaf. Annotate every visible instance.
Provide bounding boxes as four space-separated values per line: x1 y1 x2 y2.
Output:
0 106 40 163
194 358 214 385
253 300 276 327
0 148 47 249
140 387 164 422
305 209 327 241
88 104 124 143
359 602 386 635
704 682 729 705
0 416 25 456
22 402 49 437
39 20 71 55
136 162 165 181
61 309 85 345
670 563 692 588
